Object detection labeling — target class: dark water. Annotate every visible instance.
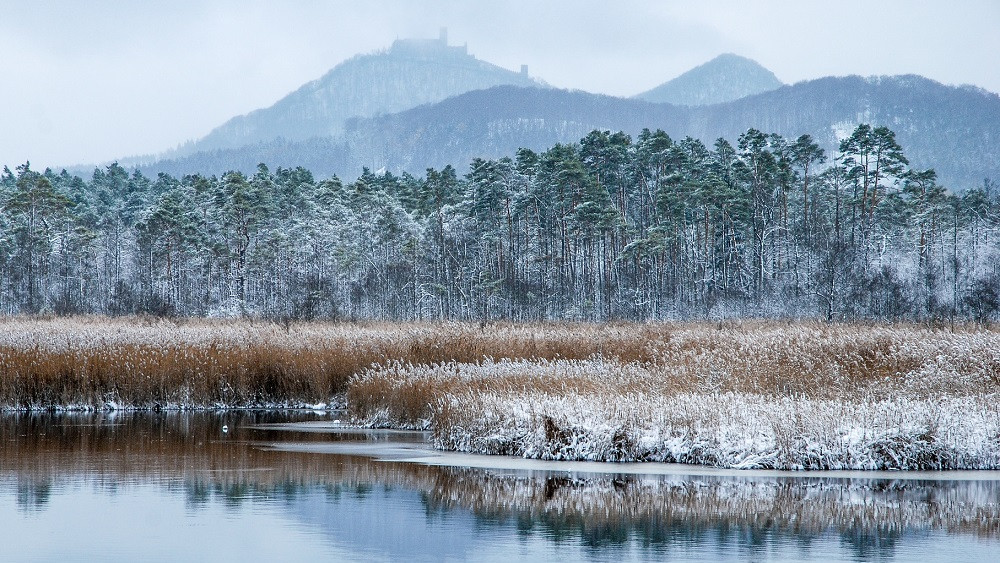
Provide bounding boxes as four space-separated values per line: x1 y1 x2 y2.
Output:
2 411 998 562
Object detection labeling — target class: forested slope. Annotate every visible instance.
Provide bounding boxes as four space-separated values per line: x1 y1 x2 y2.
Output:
635 53 783 105
163 34 542 157
144 76 1000 191
4 124 998 321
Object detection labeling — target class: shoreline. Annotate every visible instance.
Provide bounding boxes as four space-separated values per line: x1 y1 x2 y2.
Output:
0 401 343 414
255 421 1000 480
2 317 999 471
5 405 1000 474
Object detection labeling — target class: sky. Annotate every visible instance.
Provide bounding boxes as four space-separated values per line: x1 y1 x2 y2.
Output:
2 0 998 169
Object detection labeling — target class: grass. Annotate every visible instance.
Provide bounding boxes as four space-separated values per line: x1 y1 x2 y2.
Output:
4 317 1000 469
346 322 1000 469
0 316 657 409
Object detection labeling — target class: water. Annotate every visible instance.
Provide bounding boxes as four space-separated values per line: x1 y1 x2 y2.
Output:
2 411 998 562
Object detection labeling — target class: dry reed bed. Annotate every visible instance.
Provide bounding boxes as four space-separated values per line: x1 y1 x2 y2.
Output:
8 317 1000 470
0 317 656 410
347 323 1000 470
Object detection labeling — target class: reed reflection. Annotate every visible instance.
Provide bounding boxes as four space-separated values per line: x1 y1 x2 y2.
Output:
2 412 998 560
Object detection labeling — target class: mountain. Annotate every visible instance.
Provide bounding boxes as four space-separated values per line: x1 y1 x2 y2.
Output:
340 87 684 173
145 74 1000 191
144 87 684 179
170 30 542 156
344 75 1000 189
681 74 1000 189
635 53 783 106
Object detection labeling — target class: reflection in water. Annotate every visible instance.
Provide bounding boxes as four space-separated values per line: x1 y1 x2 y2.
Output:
1 412 999 561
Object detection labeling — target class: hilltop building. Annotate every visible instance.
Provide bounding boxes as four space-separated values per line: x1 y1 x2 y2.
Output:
391 28 469 59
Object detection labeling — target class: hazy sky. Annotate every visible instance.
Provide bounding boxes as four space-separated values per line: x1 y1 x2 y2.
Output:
2 0 998 168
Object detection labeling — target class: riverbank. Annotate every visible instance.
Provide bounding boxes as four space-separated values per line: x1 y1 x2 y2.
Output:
2 317 999 470
6 411 999 556
347 323 1000 470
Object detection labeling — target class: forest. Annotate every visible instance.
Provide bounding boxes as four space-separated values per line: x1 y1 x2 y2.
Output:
2 124 998 322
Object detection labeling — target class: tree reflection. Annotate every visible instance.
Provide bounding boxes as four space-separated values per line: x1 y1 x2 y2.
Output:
2 412 998 558
15 481 51 512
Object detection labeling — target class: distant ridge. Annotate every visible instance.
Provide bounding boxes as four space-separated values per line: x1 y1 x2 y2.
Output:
340 75 1000 189
144 75 1000 191
169 29 543 157
115 40 999 193
635 53 783 106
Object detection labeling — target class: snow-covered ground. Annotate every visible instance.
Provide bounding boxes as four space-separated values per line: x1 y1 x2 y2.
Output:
348 324 1000 470
425 389 1000 470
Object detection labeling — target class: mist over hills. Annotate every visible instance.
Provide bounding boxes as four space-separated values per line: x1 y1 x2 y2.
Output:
10 38 1000 323
682 74 1000 190
635 53 783 106
165 29 541 157
147 75 1000 191
343 74 1000 189
119 37 1000 191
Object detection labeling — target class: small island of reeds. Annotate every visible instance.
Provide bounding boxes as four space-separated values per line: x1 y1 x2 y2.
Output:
2 316 998 470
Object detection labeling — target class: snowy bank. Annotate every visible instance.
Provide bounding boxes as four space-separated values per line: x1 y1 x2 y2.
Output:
348 324 1000 470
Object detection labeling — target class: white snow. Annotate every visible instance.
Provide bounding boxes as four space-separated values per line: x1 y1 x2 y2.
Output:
348 325 1000 470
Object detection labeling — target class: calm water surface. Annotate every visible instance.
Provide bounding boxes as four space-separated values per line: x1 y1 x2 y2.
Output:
2 411 998 562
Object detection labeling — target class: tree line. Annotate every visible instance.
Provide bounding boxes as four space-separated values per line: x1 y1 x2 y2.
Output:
2 124 998 322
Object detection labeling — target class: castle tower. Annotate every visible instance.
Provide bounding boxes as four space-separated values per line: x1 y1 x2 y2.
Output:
439 27 448 45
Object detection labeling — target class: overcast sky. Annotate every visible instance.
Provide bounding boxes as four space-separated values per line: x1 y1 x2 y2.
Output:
2 0 998 169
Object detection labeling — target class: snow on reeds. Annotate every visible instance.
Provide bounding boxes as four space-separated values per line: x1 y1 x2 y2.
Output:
348 322 1000 470
0 316 656 410
7 317 1000 469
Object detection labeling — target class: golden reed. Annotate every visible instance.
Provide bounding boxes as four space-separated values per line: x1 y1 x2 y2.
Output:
0 316 658 409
